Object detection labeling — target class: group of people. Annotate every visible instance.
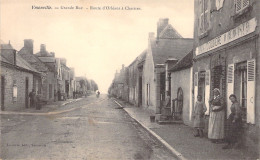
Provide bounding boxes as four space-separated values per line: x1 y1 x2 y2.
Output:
193 88 243 149
28 89 41 110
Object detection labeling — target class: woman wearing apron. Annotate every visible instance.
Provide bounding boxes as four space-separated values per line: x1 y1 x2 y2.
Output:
208 88 225 143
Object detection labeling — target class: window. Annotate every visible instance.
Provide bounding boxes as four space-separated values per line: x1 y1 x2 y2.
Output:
199 0 210 35
240 69 247 122
235 0 249 13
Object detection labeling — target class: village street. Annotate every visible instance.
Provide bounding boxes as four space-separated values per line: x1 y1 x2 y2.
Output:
0 95 175 160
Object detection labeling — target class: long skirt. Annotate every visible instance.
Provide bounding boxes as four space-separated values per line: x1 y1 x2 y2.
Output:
208 110 225 139
226 114 242 143
193 115 204 128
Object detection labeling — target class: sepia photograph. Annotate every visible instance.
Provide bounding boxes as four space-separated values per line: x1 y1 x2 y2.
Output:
0 0 259 159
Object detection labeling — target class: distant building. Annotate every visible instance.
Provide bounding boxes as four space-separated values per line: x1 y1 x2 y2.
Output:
35 44 58 101
1 42 41 111
56 58 70 98
19 39 56 102
142 18 193 114
127 50 147 106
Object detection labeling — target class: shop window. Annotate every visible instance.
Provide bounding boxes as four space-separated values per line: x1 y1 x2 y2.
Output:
235 0 249 13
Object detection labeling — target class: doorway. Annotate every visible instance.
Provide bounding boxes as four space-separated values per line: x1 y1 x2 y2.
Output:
175 87 183 120
1 76 5 111
138 76 142 106
25 77 29 108
234 62 247 122
198 72 206 102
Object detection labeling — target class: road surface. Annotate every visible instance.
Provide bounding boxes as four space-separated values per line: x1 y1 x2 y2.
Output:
0 95 176 160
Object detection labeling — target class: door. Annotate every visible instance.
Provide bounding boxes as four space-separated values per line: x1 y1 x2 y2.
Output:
25 77 29 108
138 77 142 106
198 72 206 102
176 87 183 120
49 84 52 99
1 76 5 111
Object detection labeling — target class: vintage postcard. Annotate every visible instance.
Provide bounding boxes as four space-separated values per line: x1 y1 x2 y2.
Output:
0 0 259 159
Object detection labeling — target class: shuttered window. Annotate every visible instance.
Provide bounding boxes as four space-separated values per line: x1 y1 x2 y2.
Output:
247 59 255 124
199 0 210 35
227 64 234 117
247 60 255 81
227 65 234 83
194 72 198 86
235 0 249 13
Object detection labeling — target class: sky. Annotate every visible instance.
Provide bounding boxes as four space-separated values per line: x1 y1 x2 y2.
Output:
0 0 194 93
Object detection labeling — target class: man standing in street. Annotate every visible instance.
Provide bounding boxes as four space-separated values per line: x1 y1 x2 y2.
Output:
29 89 36 108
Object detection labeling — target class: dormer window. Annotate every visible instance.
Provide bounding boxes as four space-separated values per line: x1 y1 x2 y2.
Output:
235 0 249 13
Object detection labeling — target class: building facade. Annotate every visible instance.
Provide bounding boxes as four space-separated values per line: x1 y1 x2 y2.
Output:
19 39 56 102
169 50 194 126
143 18 193 114
193 0 259 150
1 42 41 111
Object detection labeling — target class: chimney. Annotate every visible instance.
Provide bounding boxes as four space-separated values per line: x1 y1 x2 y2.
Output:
50 52 55 57
24 39 34 54
40 44 46 52
157 18 169 39
60 58 67 65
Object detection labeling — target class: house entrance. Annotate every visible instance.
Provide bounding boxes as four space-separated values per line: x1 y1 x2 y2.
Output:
175 87 183 120
1 76 5 111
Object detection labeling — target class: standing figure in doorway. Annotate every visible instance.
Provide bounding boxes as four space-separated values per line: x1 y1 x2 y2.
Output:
193 95 207 138
208 88 225 143
29 89 36 108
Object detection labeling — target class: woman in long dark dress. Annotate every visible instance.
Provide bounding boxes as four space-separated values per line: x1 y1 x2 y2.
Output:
222 94 243 149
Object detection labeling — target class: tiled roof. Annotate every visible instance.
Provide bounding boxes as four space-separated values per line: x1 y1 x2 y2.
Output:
159 24 183 39
38 57 56 63
151 38 193 66
0 54 10 63
1 43 14 50
15 53 39 73
1 47 40 74
18 47 49 72
169 50 193 72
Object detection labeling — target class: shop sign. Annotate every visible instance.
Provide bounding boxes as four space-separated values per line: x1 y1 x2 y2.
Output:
196 18 257 56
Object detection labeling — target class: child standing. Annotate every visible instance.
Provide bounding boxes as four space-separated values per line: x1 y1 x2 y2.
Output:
193 95 207 138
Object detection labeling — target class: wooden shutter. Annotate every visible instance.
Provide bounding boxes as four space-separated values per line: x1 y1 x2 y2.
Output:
194 72 198 108
236 0 249 13
247 59 255 124
205 70 210 115
227 64 234 117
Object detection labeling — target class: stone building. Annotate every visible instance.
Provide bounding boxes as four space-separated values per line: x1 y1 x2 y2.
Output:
168 50 194 126
69 68 76 98
193 0 259 151
1 42 41 111
127 50 147 105
56 58 70 98
35 44 58 101
19 39 56 102
143 18 193 114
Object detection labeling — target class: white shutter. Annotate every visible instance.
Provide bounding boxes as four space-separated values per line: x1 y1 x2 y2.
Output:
227 64 234 117
205 70 210 115
247 59 255 124
194 72 198 108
